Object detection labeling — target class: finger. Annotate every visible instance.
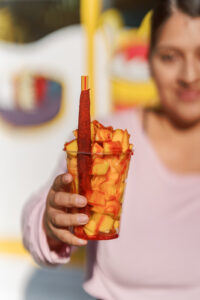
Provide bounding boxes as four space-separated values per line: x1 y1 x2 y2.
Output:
50 191 87 208
52 173 73 192
50 211 89 228
48 223 87 246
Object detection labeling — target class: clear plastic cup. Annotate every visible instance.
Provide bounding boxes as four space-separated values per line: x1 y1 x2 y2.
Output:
66 150 132 240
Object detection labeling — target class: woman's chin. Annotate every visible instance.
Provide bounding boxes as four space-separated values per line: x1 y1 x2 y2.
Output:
170 110 200 128
161 104 200 128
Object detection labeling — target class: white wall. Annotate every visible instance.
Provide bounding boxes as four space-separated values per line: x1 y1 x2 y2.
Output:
0 25 110 238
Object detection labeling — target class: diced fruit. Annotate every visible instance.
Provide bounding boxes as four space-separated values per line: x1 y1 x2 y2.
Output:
84 218 97 236
104 200 121 217
112 129 124 143
114 220 120 230
103 141 122 154
122 169 128 182
91 200 121 217
105 159 121 183
107 156 123 173
67 157 77 175
73 177 79 193
86 213 114 234
106 170 120 186
119 193 124 204
86 190 106 206
69 175 78 193
92 120 104 129
92 142 104 154
92 157 109 175
91 175 106 190
100 181 117 197
121 159 130 181
91 122 96 141
129 144 133 151
95 128 113 142
84 227 95 236
84 213 110 235
97 214 114 233
64 119 133 239
91 205 105 214
116 155 129 178
65 139 78 155
118 206 122 217
117 182 125 201
122 129 130 152
73 129 78 138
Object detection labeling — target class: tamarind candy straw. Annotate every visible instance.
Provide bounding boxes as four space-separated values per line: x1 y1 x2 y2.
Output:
78 76 92 195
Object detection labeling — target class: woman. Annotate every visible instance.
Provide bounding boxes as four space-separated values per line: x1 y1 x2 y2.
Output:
22 0 200 299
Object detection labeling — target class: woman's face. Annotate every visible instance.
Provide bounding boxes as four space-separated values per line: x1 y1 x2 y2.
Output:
150 10 200 127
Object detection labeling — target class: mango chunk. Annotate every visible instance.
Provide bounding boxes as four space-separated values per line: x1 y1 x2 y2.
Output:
91 122 96 141
65 139 78 155
98 214 114 233
91 200 121 218
92 120 104 129
88 213 114 233
117 182 125 201
86 190 106 207
112 129 124 143
104 200 121 217
84 219 97 236
106 156 123 174
91 205 105 214
95 128 113 142
114 220 120 230
73 129 78 138
100 181 117 197
92 142 104 154
91 175 106 191
122 129 130 152
72 178 79 193
103 141 122 154
67 157 77 175
84 227 95 236
92 158 109 175
106 164 120 184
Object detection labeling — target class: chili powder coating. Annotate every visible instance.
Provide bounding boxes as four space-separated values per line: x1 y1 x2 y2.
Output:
77 88 92 196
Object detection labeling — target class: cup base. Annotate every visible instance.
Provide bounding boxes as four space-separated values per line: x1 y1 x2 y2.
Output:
74 227 119 240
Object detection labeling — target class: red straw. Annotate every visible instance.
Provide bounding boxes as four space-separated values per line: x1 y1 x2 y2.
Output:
78 76 92 195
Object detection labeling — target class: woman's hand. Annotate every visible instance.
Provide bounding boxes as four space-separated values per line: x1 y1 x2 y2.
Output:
43 173 89 249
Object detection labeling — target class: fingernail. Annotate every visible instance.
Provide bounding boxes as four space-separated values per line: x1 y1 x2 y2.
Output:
78 214 88 224
63 174 72 182
64 173 73 182
78 238 87 245
76 196 86 206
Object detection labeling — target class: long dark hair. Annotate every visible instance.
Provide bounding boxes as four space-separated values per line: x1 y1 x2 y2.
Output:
150 0 200 55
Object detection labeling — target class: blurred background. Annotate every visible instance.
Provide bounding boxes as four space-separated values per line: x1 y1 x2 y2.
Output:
0 0 155 43
0 0 158 299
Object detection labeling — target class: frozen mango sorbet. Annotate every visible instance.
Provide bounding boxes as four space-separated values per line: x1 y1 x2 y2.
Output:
64 120 133 240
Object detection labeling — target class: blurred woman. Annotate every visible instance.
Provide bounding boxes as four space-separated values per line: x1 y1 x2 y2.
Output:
22 0 200 299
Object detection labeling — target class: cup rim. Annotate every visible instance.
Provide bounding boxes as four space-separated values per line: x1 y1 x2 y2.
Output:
66 150 133 156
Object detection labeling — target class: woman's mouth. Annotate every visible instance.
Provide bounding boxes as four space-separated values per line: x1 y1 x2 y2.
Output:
177 89 200 102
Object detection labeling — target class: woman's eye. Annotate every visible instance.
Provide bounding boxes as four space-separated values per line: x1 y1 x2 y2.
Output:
159 54 176 62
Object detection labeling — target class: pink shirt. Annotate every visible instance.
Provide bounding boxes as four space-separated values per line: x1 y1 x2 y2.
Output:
22 109 200 300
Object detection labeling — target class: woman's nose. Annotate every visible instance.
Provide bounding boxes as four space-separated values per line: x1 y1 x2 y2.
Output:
178 60 200 85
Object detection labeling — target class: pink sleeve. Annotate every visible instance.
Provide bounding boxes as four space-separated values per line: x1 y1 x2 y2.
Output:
21 156 71 266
